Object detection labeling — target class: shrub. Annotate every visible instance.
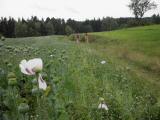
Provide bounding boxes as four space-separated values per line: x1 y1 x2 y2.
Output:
1 36 5 41
69 34 96 43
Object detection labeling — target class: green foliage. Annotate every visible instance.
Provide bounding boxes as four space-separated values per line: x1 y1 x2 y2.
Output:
101 17 118 31
0 25 160 119
128 0 157 18
15 22 28 37
65 25 74 36
46 21 55 35
1 16 160 38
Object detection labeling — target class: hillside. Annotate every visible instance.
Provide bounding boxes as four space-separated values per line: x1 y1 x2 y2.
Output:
91 25 160 88
0 25 160 120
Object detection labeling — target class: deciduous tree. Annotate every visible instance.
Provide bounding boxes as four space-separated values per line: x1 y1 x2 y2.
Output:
128 0 157 19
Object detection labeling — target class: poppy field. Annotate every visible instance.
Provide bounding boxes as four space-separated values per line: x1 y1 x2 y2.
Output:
0 25 160 120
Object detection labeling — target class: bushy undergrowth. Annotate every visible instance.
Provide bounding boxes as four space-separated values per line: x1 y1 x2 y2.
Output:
0 36 160 120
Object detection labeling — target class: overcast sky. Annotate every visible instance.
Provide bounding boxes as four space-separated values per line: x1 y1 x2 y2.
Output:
0 0 159 21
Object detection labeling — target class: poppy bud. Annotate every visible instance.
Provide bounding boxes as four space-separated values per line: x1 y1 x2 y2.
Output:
99 97 105 102
32 79 37 85
31 87 39 95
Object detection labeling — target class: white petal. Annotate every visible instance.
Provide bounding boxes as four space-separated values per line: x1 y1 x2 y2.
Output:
38 74 47 90
27 58 43 72
98 103 109 111
101 61 106 64
19 64 30 75
98 103 102 109
102 104 109 111
20 60 27 66
19 58 43 75
19 60 31 75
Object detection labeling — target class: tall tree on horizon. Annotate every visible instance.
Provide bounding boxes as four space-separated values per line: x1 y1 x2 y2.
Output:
128 0 157 19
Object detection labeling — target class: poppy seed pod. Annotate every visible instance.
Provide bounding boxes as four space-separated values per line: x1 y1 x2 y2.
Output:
7 72 17 86
7 63 13 69
7 72 16 79
99 97 105 102
8 78 17 86
18 103 29 113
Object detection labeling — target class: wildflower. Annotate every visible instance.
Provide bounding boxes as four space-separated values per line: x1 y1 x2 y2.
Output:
101 60 106 64
50 54 53 57
38 74 47 90
98 97 109 111
19 58 42 75
98 103 109 111
19 58 47 90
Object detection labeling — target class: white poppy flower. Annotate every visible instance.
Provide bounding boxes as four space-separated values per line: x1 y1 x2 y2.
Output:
19 58 43 75
101 61 106 64
98 103 109 111
19 58 47 90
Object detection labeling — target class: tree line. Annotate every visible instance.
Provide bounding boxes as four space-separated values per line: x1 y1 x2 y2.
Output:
0 0 159 38
0 15 160 38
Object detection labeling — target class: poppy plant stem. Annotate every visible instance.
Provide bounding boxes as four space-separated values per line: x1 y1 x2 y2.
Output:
36 72 40 119
36 73 39 90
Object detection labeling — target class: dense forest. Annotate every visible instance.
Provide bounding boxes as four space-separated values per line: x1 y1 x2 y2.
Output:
0 14 160 38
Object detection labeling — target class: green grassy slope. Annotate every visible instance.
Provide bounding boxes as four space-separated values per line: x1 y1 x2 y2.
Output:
0 25 160 120
92 25 160 57
90 25 160 90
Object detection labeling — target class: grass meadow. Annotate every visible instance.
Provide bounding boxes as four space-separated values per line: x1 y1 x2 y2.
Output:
0 25 160 120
